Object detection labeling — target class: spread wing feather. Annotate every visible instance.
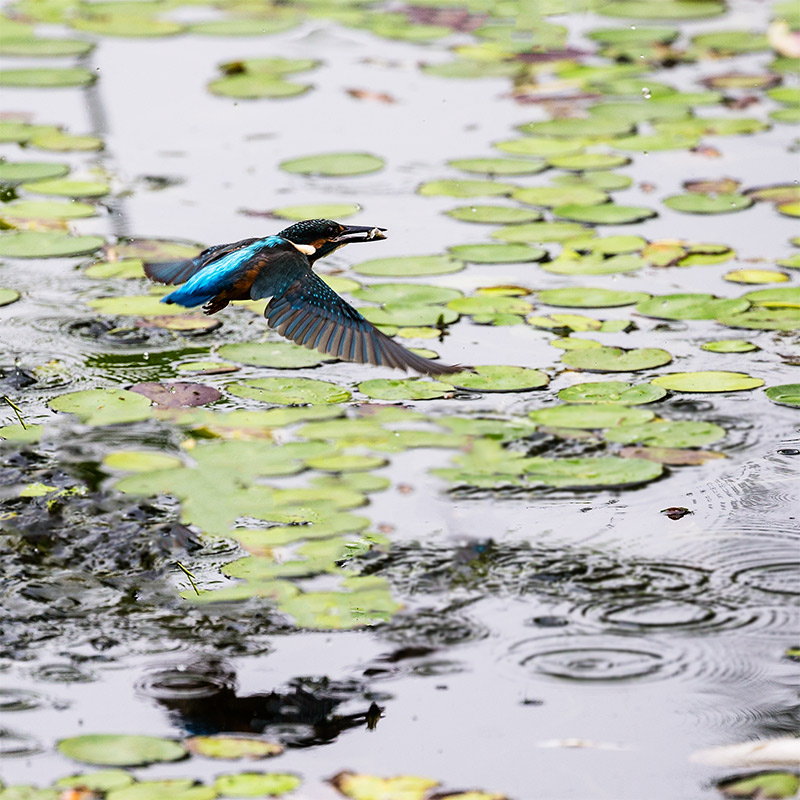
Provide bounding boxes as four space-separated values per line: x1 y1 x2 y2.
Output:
144 237 262 286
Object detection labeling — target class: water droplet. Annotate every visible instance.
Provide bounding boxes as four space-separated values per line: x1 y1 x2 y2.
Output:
642 87 651 99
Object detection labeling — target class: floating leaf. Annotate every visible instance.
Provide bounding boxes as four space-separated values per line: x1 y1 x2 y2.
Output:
0 67 95 87
353 255 463 277
449 365 549 392
558 381 666 405
605 420 726 447
185 736 283 760
418 179 515 198
701 340 758 353
358 378 453 401
111 239 201 262
619 446 726 465
597 1 725 19
777 201 800 217
724 270 788 284
523 456 663 488
553 172 633 191
447 295 532 316
765 384 800 408
542 253 644 275
651 371 764 392
635 294 749 320
613 133 700 151
213 774 300 797
219 341 333 369
0 161 68 184
280 153 384 176
29 130 103 152
448 157 547 176
57 735 186 767
0 37 95 57
663 193 753 214
49 388 153 426
491 222 589 243
106 782 216 800
271 203 360 221
70 15 183 37
0 289 21 306
21 178 109 197
717 772 800 799
566 235 647 255
554 203 657 224
530 404 654 429
359 304 458 327
0 200 96 222
718 308 800 330
514 186 609 208
445 205 542 224
547 152 631 171
518 117 634 139
129 382 221 408
330 773 439 800
103 451 183 472
447 243 547 263
0 232 104 258
495 138 585 158
351 283 461 306
87 296 185 317
55 771 135 791
539 288 649 308
190 17 300 36
209 75 310 99
562 346 673 372
228 378 351 405
305 454 387 472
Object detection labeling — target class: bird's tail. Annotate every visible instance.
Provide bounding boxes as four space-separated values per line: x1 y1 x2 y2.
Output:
144 259 204 286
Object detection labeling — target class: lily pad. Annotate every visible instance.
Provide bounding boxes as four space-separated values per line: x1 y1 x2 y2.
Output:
88 296 185 317
651 371 765 392
597 1 725 19
724 269 788 284
765 384 800 408
228 378 351 405
491 222 589 243
0 67 95 87
21 178 109 197
111 238 202 262
538 288 649 308
330 773 439 800
542 253 644 275
0 37 95 57
530 404 654 429
29 130 103 152
57 735 186 767
554 203 657 224
271 203 360 221
524 456 663 488
449 365 549 392
219 341 333 369
129 382 222 408
190 17 300 36
717 772 800 799
351 283 462 306
447 243 547 263
353 255 463 277
636 294 749 320
701 340 758 353
778 201 800 218
213 774 300 797
185 736 283 760
103 451 183 472
552 172 634 191
107 782 215 800
55 771 135 791
445 205 543 224
357 378 454 400
613 134 700 151
0 200 96 222
0 161 69 185
558 381 666 404
547 153 631 171
495 138 585 158
562 346 673 372
0 289 21 307
664 193 753 214
448 157 547 176
447 295 532 316
566 235 647 254
519 117 634 139
718 308 800 330
514 186 609 208
71 15 184 37
359 304 458 327
605 421 726 447
49 388 153 426
209 75 310 99
418 179 516 198
0 232 105 258
280 153 384 176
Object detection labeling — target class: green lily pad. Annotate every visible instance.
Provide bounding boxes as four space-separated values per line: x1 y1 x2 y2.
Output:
87 296 185 316
423 59 521 79
691 30 769 54
352 255 463 277
0 232 104 258
0 424 43 444
547 153 631 171
103 450 183 472
106 782 215 800
0 161 69 184
554 203 657 224
29 130 104 152
530 404 655 429
55 771 135 791
491 221 589 243
228 378 351 405
447 295 532 316
21 178 109 197
744 287 800 305
765 384 800 408
351 283 462 306
305 454 387 472
717 772 800 799
49 388 153 426
613 134 700 151
445 205 542 225
562 346 673 372
359 304 458 327
280 153 384 176
588 101 691 124
552 172 634 191
357 378 454 400
558 381 667 404
112 238 201 262
447 243 547 263
701 340 758 353
551 337 604 350
271 203 360 221
218 341 333 369
57 735 187 767
0 200 96 222
597 1 726 19
656 117 769 137
587 27 679 45
519 118 634 139
514 186 609 208
190 17 300 36
664 193 754 213
185 736 283 760
777 254 800 269
84 260 145 279
768 87 800 105
652 371 764 392
718 308 800 330
605 420 726 447
0 67 95 87
448 157 547 176
566 234 647 254
418 179 516 198
0 37 95 57
524 456 663 488
539 288 649 308
449 365 549 392
495 137 585 158
0 289 21 306
541 253 644 275
636 294 750 320
208 75 310 99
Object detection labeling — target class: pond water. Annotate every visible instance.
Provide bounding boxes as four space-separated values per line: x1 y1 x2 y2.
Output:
0 0 799 798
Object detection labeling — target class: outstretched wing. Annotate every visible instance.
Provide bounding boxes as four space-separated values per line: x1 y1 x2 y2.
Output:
144 237 262 286
252 262 463 376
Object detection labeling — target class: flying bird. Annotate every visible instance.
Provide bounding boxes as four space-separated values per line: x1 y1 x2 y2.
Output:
143 219 463 376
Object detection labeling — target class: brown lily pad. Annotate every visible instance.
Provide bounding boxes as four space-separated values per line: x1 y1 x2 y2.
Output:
745 184 800 205
129 382 221 408
683 177 740 194
701 72 781 90
619 446 726 465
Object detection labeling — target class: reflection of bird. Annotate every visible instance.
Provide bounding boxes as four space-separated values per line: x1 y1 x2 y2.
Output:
144 219 462 376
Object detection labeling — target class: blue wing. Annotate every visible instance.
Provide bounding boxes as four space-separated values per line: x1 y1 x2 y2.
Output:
144 236 262 287
253 263 463 376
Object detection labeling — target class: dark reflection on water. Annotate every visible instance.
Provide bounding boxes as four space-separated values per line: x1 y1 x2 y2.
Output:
138 657 381 747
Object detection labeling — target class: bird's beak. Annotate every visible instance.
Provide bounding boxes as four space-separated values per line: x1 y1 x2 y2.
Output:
331 225 387 243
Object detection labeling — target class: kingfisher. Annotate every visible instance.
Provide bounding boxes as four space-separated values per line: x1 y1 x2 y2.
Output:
143 219 462 376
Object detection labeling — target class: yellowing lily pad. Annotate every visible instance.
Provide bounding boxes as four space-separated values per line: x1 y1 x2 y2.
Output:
724 270 789 284
651 371 765 392
185 736 283 760
330 773 439 800
57 735 187 767
280 153 384 176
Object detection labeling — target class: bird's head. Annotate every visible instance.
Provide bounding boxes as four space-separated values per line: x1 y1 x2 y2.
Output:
277 218 387 262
